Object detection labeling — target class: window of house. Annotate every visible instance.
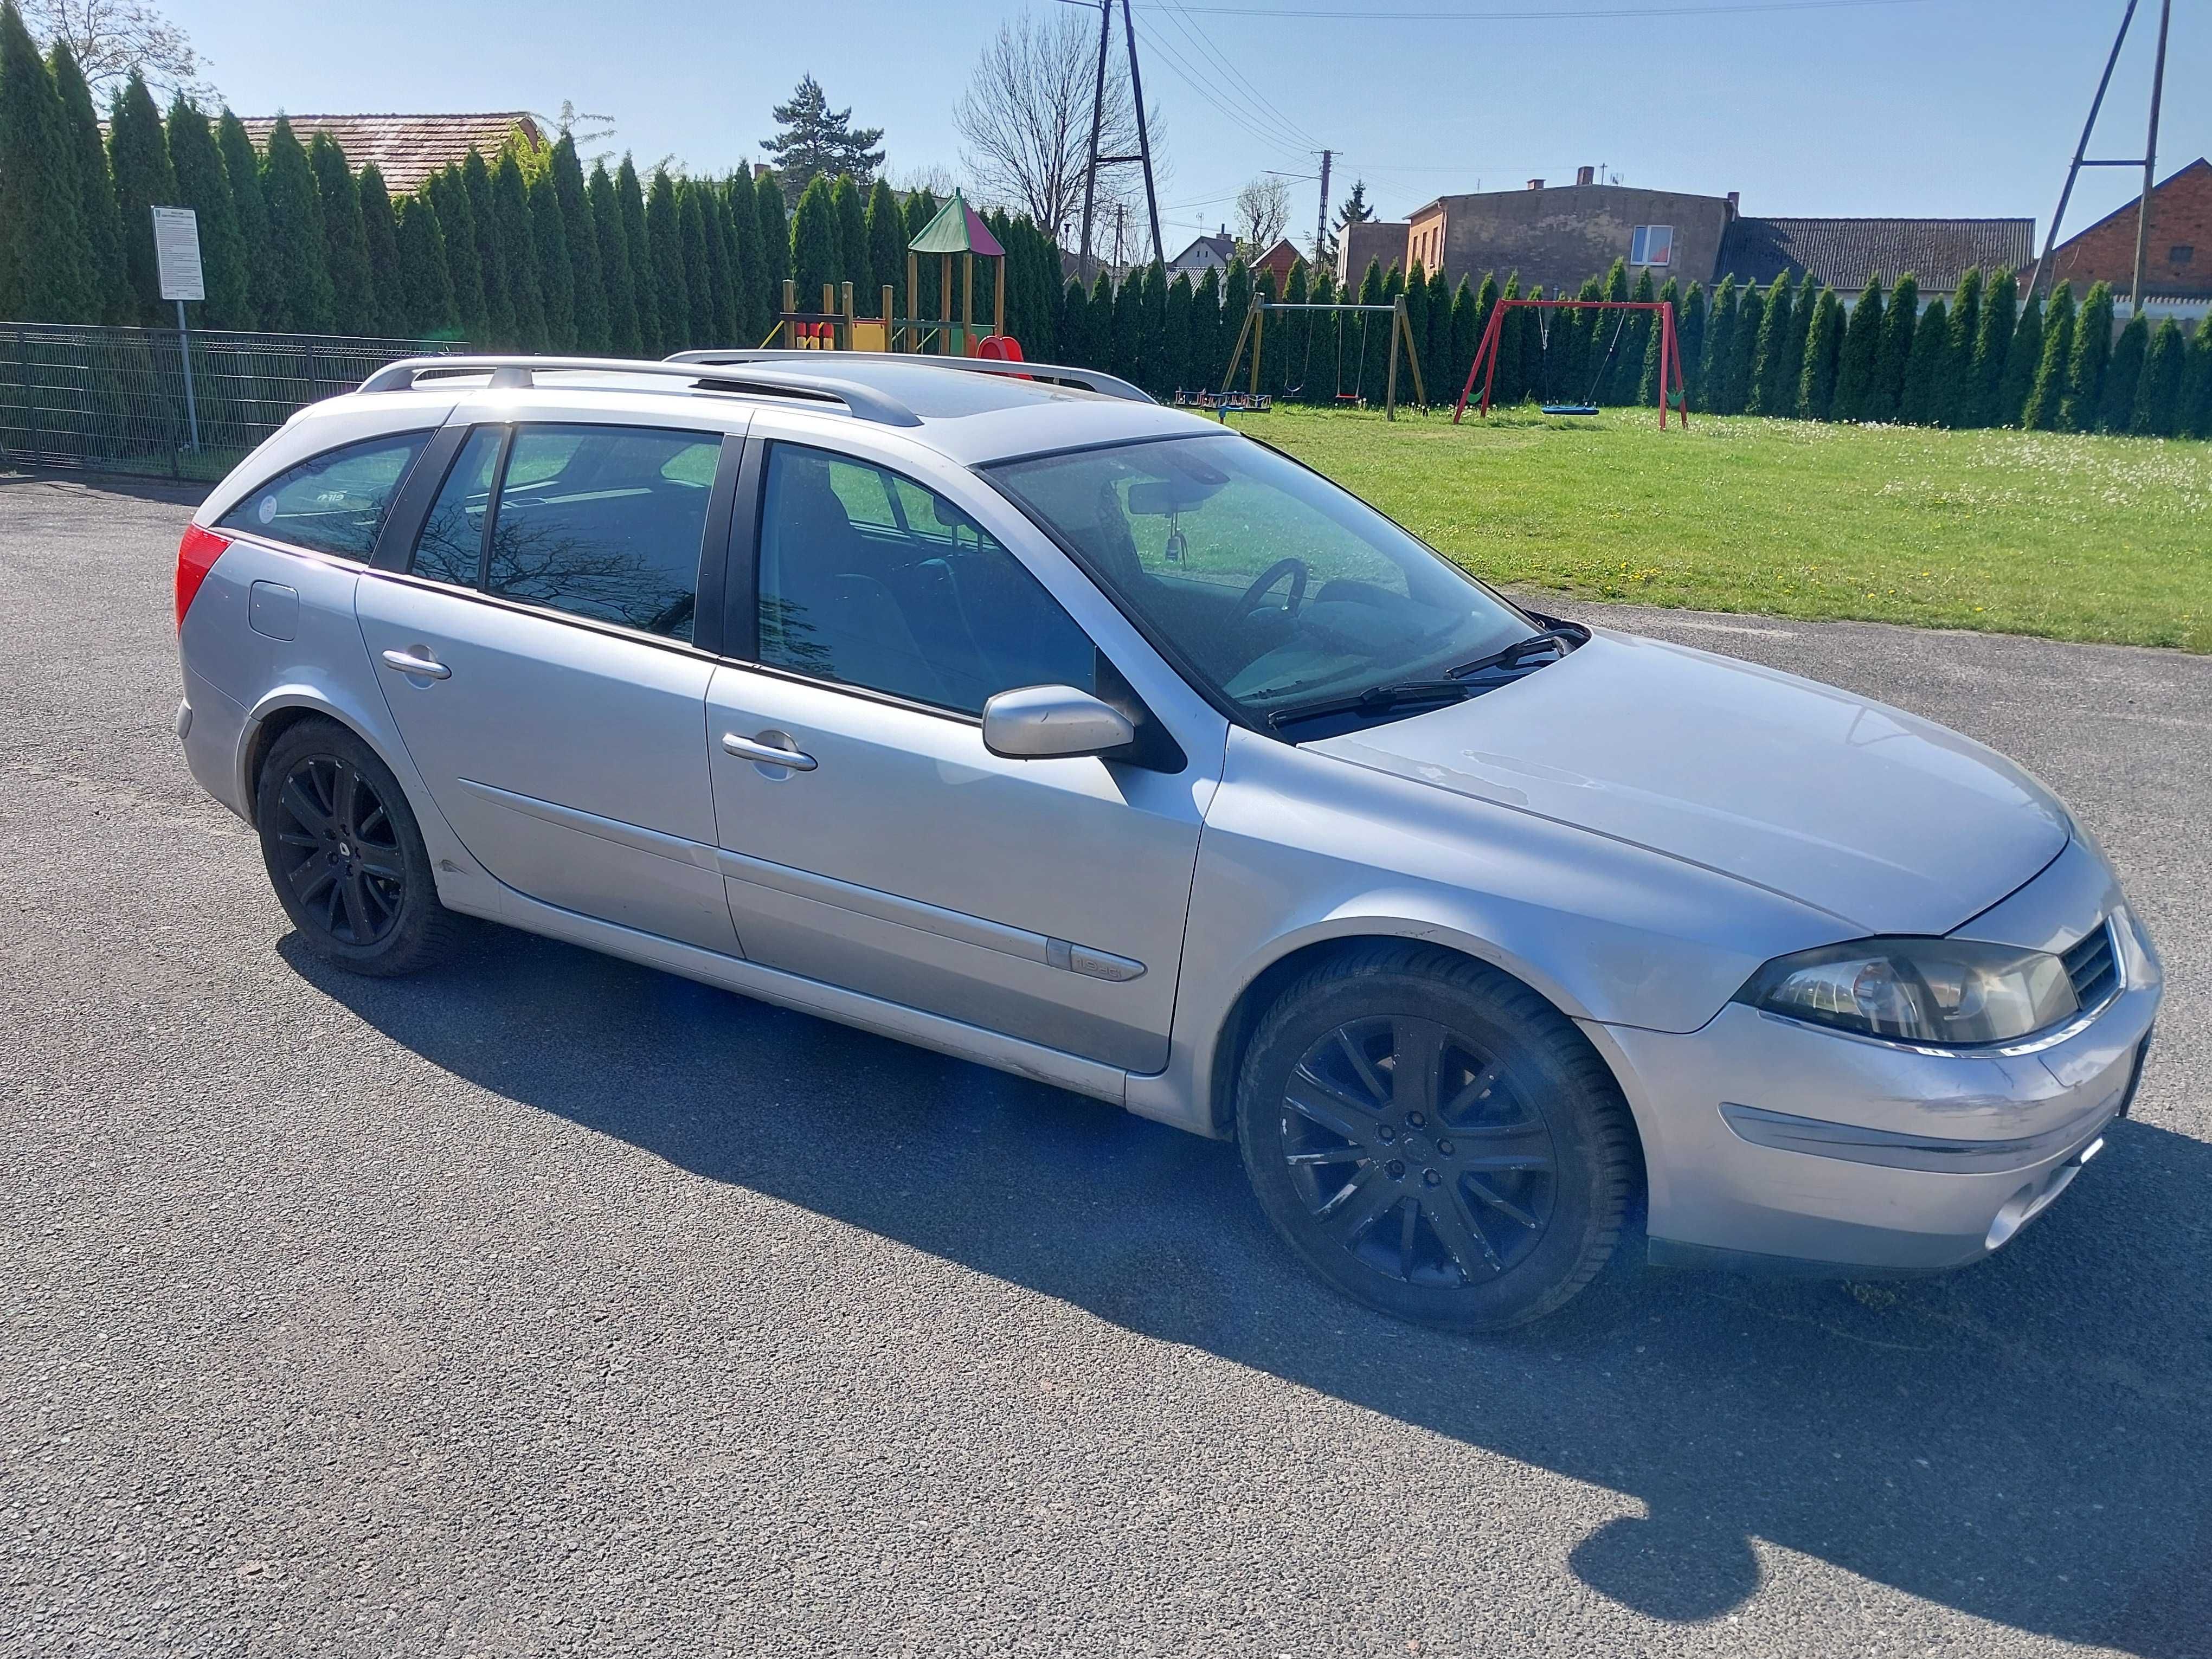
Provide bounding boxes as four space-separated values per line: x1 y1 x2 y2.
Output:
2172 245 2195 266
1630 225 1674 267
218 432 430 561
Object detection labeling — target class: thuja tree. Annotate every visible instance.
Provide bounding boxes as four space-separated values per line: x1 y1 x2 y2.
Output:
788 173 838 314
1871 274 1918 421
1697 276 1735 411
2064 280 2114 431
217 111 275 327
550 135 606 353
107 72 175 323
1998 291 2043 426
644 166 689 355
2131 317 2185 436
697 184 737 345
1941 268 1982 428
49 42 125 321
1746 272 1796 416
1969 267 2017 428
491 149 546 350
1163 270 1193 395
165 97 249 329
0 1 93 322
426 165 487 343
1777 271 1815 414
618 159 653 352
2021 283 2075 429
1675 280 1706 400
391 194 456 336
864 177 904 320
2098 312 2147 433
677 180 715 348
2177 320 2212 438
308 133 376 335
1423 266 1451 405
1638 275 1681 405
528 166 575 352
259 117 334 332
353 163 404 336
1797 286 1844 419
1451 275 1486 404
755 169 791 312
831 173 868 301
1722 278 1762 414
463 151 513 346
725 173 769 342
1831 274 1885 418
588 162 639 355
1896 296 1950 424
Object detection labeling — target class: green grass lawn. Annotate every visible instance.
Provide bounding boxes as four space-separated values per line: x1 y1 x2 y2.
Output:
1232 404 2212 652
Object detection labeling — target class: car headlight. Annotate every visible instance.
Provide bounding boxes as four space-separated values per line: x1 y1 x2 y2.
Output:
1735 937 2078 1046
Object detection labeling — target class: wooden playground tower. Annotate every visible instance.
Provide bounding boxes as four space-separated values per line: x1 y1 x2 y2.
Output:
769 189 1021 361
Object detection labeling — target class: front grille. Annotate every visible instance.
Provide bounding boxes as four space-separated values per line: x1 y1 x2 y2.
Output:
2062 920 2120 1015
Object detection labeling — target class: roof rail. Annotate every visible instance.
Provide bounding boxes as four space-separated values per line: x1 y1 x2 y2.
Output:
355 355 922 428
664 348 1156 406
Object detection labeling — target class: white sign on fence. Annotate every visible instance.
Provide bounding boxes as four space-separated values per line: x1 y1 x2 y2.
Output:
152 206 204 303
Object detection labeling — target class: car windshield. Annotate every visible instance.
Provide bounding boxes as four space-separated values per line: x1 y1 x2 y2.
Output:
989 434 1533 725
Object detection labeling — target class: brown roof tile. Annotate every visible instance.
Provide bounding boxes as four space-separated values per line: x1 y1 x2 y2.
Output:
234 114 545 194
1718 216 2034 295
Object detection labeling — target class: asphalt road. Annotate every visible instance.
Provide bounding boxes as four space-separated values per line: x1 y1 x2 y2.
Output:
3 471 2209 1659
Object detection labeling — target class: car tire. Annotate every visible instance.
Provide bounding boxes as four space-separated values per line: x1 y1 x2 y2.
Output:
255 718 456 978
1236 943 1636 1331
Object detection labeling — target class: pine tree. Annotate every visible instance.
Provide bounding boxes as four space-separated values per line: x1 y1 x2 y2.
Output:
1941 267 1981 427
2021 285 2073 430
2064 280 2114 431
307 133 374 334
759 75 883 204
2099 312 2147 433
697 184 737 346
677 179 715 348
1798 286 1844 419
1969 266 2016 428
426 165 487 343
259 117 333 332
724 173 767 342
0 2 93 321
49 43 125 321
1699 276 1736 410
864 177 904 320
1898 297 1949 423
588 163 639 355
216 111 273 327
528 167 575 351
1747 272 1795 415
1676 281 1707 402
492 149 545 350
1872 274 1917 421
550 134 606 354
788 172 838 316
1831 274 1885 418
618 158 654 353
106 73 173 323
1724 279 1763 415
1998 292 2042 426
2176 318 2212 438
353 163 404 336
464 150 513 347
2131 317 2184 436
830 172 868 301
391 194 456 336
164 97 248 328
644 165 689 355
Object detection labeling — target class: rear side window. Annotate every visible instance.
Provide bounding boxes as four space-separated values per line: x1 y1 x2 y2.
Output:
409 423 717 641
219 432 429 560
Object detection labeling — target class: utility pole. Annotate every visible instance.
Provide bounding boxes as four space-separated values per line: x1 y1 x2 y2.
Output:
1120 0 1163 267
1076 0 1111 288
2130 0 2172 312
1314 149 1333 263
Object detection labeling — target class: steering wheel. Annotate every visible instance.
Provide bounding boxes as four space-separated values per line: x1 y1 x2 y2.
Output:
1231 557 1310 627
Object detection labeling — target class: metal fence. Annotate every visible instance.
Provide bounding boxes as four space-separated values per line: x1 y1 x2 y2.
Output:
0 323 465 480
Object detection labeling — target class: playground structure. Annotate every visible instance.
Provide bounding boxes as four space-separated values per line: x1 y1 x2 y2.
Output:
1454 298 1689 428
766 189 1022 361
1216 293 1426 421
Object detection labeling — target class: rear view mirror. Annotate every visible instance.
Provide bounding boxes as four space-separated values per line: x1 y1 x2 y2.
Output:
981 684 1136 760
1126 476 1223 517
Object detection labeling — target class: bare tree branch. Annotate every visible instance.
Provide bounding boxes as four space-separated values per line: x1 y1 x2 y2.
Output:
23 0 213 101
1234 176 1292 255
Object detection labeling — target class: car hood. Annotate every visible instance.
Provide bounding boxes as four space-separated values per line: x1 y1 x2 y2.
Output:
1306 629 2069 935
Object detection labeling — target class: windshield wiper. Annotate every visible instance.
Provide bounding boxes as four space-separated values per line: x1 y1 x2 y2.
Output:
1447 622 1586 679
1267 678 1475 732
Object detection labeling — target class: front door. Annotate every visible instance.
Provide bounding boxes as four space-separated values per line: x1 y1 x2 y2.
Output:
706 439 1205 1072
357 418 741 955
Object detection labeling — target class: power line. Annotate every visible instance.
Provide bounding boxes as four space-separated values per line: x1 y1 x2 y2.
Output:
1132 12 1315 160
1154 0 1324 152
1128 0 1930 18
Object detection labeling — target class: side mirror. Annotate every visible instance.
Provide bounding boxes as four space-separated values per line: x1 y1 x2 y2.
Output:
981 684 1136 761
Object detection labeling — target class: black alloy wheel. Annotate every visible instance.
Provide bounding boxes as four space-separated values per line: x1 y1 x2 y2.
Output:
269 753 407 947
1279 1015 1557 1287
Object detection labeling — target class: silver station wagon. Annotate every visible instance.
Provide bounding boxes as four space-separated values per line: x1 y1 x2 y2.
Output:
174 352 2161 1329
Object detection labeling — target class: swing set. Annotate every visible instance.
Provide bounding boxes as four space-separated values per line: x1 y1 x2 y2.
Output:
1454 298 1689 427
1214 292 1426 420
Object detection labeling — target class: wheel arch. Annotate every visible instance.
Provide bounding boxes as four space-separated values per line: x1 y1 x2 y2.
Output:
237 687 411 827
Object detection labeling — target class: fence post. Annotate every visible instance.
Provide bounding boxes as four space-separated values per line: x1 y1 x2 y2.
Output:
18 327 36 460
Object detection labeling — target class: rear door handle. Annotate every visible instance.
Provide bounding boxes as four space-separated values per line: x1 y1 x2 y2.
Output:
380 647 451 680
722 731 817 771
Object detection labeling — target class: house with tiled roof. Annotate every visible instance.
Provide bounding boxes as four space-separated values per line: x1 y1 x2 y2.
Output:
1716 215 2034 305
234 114 544 193
2039 158 2212 317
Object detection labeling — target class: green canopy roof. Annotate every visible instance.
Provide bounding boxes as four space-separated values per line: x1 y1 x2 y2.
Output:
908 189 1004 258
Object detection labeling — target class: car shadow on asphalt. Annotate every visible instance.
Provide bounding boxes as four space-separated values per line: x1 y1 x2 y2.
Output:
281 925 2212 1656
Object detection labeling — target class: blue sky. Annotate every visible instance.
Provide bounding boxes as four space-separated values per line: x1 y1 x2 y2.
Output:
166 0 2206 255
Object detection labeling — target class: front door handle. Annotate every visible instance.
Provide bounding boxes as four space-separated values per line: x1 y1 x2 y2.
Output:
380 647 451 680
722 731 818 771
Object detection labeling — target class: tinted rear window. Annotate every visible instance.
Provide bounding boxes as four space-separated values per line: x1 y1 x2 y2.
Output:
218 432 430 560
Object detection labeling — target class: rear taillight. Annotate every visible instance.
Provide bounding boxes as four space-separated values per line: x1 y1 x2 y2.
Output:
175 523 229 629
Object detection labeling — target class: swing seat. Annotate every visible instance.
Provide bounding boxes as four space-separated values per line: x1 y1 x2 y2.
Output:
1541 403 1599 416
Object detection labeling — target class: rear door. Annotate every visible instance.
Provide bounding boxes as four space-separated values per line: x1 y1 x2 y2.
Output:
357 411 745 954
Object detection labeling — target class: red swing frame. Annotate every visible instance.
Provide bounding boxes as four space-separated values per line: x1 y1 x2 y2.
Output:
1453 298 1690 428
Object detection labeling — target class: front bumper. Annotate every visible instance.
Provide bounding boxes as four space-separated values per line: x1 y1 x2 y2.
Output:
1597 841 2163 1275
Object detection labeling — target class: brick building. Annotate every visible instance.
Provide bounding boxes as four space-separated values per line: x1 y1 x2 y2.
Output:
1404 173 1738 298
1336 219 1409 288
2042 158 2212 310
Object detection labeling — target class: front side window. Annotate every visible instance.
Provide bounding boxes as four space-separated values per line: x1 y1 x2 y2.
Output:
755 443 1096 716
989 434 1533 724
422 422 719 640
218 431 429 560
1630 224 1673 267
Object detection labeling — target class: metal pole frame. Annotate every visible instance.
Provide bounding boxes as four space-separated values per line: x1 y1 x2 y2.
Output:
1120 0 1164 267
2024 0 2141 304
1076 0 1111 288
2129 0 2173 313
175 299 200 452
